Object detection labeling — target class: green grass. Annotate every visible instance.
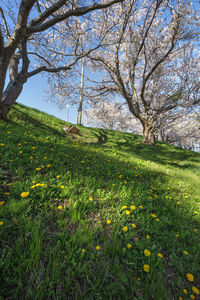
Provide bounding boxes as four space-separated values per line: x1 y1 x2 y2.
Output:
0 103 200 300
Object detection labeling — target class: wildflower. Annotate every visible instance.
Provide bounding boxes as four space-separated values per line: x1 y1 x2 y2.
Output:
194 211 199 215
58 205 63 210
125 210 130 215
19 151 23 154
176 234 179 238
89 196 93 201
183 289 188 294
0 201 5 205
36 167 41 171
96 246 101 250
21 192 30 198
121 206 127 210
155 218 160 222
151 213 157 218
5 192 10 195
137 277 141 281
131 223 137 228
177 201 181 204
193 229 198 233
157 253 163 258
106 219 111 225
184 251 189 255
0 221 3 226
186 273 194 282
190 295 195 299
192 287 199 295
143 264 150 272
146 235 150 239
178 297 183 300
82 249 86 253
57 175 61 178
144 249 151 256
127 244 132 249
123 226 128 232
139 205 144 209
0 143 4 146
81 161 85 163
130 205 136 210
47 164 51 168
60 185 65 189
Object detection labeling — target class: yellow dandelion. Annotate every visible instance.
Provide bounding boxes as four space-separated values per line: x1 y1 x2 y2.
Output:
123 226 128 232
82 249 86 253
155 218 160 222
131 223 137 228
139 205 144 209
193 229 198 232
0 143 4 146
58 205 63 210
127 244 132 249
146 235 150 239
184 251 189 255
81 161 85 163
190 295 195 299
143 264 150 273
96 246 101 250
177 201 181 204
0 201 5 205
89 196 93 201
144 249 151 256
21 192 30 198
57 175 61 178
178 297 183 300
125 210 130 215
194 211 199 215
183 289 188 294
186 273 194 282
151 213 157 218
0 221 3 226
121 206 127 210
60 185 65 189
176 234 179 238
106 219 111 225
130 205 136 211
47 164 51 168
157 253 163 258
192 287 199 295
35 167 41 171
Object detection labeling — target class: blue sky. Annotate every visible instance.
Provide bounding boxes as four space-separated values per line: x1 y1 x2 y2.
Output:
17 74 78 124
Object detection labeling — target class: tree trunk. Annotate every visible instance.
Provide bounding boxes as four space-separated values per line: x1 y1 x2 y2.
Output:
142 122 155 145
0 77 25 120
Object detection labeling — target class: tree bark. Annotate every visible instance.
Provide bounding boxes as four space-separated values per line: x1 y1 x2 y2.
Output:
142 121 155 145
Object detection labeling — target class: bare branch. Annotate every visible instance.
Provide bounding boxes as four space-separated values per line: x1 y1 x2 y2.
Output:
0 7 10 37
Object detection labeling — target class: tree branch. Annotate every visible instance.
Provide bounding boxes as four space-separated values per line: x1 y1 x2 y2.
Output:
0 7 10 37
28 0 124 34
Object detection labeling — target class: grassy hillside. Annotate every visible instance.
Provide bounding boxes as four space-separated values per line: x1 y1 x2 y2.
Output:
0 103 200 300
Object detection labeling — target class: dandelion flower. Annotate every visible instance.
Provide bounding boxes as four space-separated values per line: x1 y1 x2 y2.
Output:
57 175 61 178
192 287 199 295
127 244 132 249
183 289 188 294
89 196 93 201
82 249 86 253
193 229 198 233
144 249 151 256
60 185 65 189
130 205 136 211
0 201 5 205
194 211 199 215
155 218 160 222
36 167 41 171
121 206 127 210
106 219 111 225
21 192 30 198
139 205 144 209
96 246 101 250
176 234 179 238
47 164 51 168
131 223 137 228
125 210 130 215
177 201 181 204
146 235 150 239
0 221 3 226
143 264 150 272
178 297 183 300
151 213 157 218
184 251 189 255
186 273 194 282
157 253 163 258
190 295 195 299
123 226 128 232
58 205 63 210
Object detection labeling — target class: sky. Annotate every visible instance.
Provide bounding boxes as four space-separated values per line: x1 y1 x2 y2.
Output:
17 74 79 124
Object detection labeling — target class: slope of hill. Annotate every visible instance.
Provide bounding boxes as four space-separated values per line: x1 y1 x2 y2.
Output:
0 103 200 299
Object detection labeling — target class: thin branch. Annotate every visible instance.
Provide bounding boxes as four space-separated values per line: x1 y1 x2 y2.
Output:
0 7 10 37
